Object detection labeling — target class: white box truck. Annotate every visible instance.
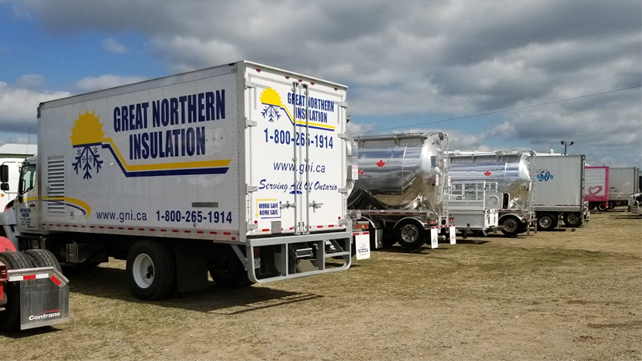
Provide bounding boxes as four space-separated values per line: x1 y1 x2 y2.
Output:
532 154 587 230
607 167 640 210
584 166 609 211
0 61 356 300
0 144 36 210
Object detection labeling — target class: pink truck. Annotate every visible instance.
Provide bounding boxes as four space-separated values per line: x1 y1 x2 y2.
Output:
584 166 609 211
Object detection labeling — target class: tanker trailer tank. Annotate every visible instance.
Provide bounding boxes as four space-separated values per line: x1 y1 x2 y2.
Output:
447 151 535 236
348 133 455 251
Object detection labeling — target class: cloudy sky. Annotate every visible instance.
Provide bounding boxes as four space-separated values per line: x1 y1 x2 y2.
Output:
1 0 640 166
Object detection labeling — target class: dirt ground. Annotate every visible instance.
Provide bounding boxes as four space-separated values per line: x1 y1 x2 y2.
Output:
1 210 641 361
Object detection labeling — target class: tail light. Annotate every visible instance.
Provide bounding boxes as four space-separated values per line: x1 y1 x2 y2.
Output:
0 262 8 282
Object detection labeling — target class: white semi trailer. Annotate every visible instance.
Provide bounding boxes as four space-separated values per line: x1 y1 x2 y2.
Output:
532 154 587 230
447 151 536 236
348 133 455 251
607 167 640 210
0 61 356 300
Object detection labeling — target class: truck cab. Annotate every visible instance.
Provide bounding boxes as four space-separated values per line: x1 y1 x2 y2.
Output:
0 156 41 247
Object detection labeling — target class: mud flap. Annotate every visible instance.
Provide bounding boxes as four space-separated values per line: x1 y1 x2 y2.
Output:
449 226 457 245
430 228 438 249
354 233 370 260
13 267 69 330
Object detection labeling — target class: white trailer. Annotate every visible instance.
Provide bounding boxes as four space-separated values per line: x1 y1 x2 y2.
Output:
448 181 502 236
348 133 455 251
607 167 640 210
584 166 609 211
0 61 356 300
532 154 587 230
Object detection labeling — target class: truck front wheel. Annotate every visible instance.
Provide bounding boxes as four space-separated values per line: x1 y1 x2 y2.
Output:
126 241 176 300
394 220 426 250
563 212 582 227
0 251 35 332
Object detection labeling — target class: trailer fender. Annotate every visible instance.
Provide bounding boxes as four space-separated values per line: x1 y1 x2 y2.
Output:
0 236 16 252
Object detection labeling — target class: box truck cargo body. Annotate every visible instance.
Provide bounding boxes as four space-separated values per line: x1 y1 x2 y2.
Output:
584 166 609 211
447 151 535 236
532 154 587 230
348 133 455 251
607 167 640 209
0 61 355 299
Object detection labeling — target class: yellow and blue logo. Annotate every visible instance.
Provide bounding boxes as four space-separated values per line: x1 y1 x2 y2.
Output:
260 88 335 132
70 110 231 178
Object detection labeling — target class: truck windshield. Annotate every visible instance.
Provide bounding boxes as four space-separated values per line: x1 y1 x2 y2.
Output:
19 163 36 194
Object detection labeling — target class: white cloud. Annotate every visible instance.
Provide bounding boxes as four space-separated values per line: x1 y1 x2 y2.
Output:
5 0 642 166
0 81 70 133
102 38 127 54
74 74 147 92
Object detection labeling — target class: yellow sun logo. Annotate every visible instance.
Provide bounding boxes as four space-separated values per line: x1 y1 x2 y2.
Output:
69 110 105 146
260 88 284 107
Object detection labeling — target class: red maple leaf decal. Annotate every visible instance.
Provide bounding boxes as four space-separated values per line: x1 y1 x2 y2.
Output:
484 170 491 176
376 159 386 168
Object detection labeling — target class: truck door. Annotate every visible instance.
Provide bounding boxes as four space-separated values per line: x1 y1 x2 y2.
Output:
245 71 348 235
16 162 39 233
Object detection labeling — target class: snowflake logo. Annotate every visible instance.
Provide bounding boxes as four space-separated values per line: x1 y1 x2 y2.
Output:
261 105 281 122
69 110 106 180
72 145 104 179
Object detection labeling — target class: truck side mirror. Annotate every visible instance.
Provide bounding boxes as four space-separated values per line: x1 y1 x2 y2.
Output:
0 164 8 182
1 182 8 191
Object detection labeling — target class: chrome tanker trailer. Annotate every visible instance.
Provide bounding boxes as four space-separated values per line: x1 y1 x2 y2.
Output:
447 150 536 236
348 133 455 250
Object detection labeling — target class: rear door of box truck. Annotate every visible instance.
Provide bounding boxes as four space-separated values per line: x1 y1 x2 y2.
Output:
534 155 585 212
243 63 349 237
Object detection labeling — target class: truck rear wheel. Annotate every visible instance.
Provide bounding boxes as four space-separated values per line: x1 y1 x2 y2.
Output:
563 212 582 227
597 202 608 212
394 220 426 250
209 245 250 289
126 241 176 300
23 249 61 271
537 213 557 231
500 216 520 236
0 251 35 332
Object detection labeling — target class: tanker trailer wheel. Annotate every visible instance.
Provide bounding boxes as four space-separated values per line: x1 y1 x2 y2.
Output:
500 216 520 237
126 241 175 300
0 251 35 332
597 202 608 212
537 213 557 231
563 212 582 228
23 249 62 271
394 220 426 251
209 245 250 289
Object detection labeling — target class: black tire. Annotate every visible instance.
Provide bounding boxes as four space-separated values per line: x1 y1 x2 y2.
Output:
597 202 608 212
500 216 521 236
394 220 426 250
537 213 557 231
126 241 175 300
563 212 582 228
209 245 250 289
23 249 62 271
0 252 35 332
